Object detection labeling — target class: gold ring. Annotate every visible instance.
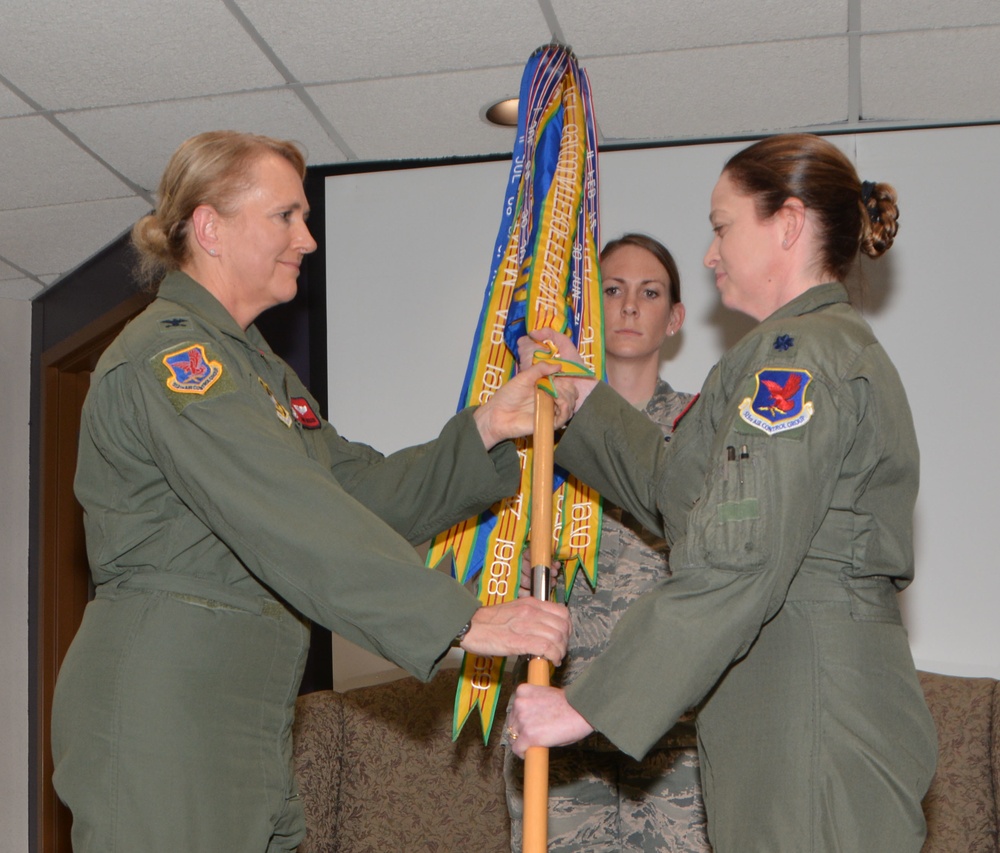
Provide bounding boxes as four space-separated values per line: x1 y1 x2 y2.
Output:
505 726 518 741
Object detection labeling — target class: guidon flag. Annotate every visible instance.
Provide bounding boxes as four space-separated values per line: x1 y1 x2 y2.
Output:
426 44 605 741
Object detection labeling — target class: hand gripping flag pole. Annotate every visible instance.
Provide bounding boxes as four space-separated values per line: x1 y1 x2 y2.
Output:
425 44 602 850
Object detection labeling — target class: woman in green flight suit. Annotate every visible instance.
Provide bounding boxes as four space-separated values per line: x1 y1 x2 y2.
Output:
507 133 937 852
51 131 573 853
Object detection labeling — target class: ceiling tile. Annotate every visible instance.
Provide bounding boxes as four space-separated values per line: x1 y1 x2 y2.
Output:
554 0 848 55
0 197 152 277
586 38 849 142
61 90 348 192
0 115 136 209
861 28 1000 121
238 0 549 82
307 68 523 161
0 0 998 301
0 0 284 110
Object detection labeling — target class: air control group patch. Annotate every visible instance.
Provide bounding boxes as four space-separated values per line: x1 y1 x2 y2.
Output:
152 342 236 412
162 344 223 394
738 368 814 435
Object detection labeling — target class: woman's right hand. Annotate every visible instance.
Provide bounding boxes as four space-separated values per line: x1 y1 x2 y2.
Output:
472 360 578 448
460 597 571 665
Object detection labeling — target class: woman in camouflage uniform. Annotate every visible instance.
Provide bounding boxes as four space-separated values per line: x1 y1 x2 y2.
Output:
505 235 710 852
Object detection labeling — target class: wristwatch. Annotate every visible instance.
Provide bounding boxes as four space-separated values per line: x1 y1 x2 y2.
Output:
451 619 473 648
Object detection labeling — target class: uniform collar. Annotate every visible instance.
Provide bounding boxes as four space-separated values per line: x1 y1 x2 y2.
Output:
157 270 270 352
766 281 849 323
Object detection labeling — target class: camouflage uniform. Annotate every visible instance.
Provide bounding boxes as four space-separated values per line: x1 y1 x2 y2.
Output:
505 380 711 852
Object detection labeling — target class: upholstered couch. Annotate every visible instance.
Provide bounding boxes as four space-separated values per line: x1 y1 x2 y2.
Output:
292 668 999 852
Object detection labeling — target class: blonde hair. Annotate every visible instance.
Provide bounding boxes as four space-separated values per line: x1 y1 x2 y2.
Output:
131 131 307 288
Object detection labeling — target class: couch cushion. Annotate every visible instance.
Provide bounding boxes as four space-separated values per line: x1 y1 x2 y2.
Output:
333 668 512 853
919 670 999 853
294 689 346 853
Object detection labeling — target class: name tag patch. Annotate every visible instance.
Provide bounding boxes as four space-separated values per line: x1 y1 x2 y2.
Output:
738 368 814 435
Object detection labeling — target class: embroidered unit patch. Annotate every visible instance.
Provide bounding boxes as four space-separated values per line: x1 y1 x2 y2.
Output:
162 344 223 395
738 368 814 435
290 397 321 429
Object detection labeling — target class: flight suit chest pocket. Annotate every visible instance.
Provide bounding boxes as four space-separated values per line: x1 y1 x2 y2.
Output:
682 443 771 571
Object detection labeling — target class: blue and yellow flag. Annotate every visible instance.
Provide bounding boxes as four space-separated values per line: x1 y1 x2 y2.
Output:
426 44 604 741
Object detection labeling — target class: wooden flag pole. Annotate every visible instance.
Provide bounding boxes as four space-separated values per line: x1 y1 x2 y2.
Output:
523 384 555 853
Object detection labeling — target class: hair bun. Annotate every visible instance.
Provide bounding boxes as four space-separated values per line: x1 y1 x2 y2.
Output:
859 180 899 259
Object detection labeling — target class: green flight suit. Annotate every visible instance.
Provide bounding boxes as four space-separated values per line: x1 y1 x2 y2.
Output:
554 283 937 852
51 272 521 852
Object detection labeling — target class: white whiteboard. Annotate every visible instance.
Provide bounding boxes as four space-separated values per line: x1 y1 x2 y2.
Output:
326 126 1000 684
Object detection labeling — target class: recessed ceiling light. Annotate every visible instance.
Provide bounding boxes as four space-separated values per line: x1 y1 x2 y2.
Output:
484 98 519 127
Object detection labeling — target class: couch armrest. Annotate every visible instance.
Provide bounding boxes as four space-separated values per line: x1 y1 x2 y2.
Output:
918 670 1000 853
293 689 347 853
993 679 1000 842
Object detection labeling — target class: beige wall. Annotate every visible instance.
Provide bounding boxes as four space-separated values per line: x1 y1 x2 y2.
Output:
1 296 31 849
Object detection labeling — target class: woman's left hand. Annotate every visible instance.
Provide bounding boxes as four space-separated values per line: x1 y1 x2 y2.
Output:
517 328 597 414
506 684 595 758
473 360 577 448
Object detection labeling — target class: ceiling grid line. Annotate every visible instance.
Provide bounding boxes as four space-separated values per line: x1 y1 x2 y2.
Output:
222 0 358 160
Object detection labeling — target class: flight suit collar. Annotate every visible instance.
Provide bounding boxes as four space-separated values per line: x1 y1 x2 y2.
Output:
767 281 849 322
157 271 271 354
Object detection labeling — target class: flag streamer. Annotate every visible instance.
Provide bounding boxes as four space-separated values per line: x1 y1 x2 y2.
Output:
426 44 604 741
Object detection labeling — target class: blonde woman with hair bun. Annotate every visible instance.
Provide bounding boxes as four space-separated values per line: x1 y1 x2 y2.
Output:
51 130 574 852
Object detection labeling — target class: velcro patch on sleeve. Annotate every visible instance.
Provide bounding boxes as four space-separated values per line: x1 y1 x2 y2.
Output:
737 368 814 436
152 343 237 412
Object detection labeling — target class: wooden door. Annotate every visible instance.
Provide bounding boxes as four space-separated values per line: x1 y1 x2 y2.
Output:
37 293 150 853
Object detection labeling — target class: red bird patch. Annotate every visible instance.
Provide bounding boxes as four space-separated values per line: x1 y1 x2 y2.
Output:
760 373 801 415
